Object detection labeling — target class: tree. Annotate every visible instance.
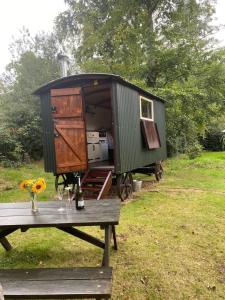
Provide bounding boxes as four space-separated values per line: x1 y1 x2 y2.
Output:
56 0 224 156
0 29 61 164
56 0 217 87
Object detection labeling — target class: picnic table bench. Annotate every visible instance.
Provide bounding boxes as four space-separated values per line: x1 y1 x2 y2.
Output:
0 267 112 299
0 199 120 299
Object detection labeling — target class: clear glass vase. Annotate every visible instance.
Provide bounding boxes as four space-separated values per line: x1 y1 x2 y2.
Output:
31 193 38 213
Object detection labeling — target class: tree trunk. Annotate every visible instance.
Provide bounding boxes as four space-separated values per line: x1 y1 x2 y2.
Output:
144 0 161 87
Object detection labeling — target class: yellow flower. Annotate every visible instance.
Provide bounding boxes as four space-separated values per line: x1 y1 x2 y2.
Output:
26 179 35 186
19 180 27 190
20 178 46 194
32 179 46 194
38 178 45 183
37 178 46 190
19 179 34 190
38 178 46 185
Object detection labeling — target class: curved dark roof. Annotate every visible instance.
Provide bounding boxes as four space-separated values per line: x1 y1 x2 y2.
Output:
33 73 165 103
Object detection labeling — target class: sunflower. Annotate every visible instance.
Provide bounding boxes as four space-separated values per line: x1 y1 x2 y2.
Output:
37 178 46 187
19 179 34 190
19 180 27 190
26 179 35 186
38 178 46 190
32 179 46 194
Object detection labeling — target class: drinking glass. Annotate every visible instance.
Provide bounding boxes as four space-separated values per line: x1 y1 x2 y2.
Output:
65 186 73 211
57 186 65 212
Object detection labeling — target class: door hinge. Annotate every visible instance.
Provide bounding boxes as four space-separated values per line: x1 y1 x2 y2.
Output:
51 105 56 113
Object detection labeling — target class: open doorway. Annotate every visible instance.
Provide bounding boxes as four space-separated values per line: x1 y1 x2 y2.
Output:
83 84 114 169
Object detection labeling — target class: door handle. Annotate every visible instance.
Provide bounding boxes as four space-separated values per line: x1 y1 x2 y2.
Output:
54 132 59 138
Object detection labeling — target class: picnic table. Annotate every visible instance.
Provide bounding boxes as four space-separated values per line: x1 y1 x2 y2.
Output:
0 199 121 299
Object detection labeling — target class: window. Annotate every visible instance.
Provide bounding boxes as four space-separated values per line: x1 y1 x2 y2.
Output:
140 96 154 121
141 120 161 150
140 96 160 149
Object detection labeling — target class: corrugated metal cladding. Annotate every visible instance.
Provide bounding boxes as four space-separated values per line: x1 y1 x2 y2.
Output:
40 93 56 173
113 82 167 174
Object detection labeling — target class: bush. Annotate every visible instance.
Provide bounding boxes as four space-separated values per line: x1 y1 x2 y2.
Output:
203 132 225 151
0 125 24 167
4 105 43 161
186 142 203 159
16 115 43 160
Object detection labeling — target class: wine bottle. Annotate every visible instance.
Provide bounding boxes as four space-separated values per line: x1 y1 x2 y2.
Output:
76 177 84 210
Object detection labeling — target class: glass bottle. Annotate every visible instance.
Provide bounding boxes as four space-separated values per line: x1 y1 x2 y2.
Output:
76 177 84 210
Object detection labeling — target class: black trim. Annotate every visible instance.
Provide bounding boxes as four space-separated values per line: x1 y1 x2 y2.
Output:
33 73 165 103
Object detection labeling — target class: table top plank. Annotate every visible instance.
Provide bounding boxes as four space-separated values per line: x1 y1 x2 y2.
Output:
0 199 120 228
0 199 119 209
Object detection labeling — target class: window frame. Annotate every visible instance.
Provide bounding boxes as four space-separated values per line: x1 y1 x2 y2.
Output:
140 96 154 121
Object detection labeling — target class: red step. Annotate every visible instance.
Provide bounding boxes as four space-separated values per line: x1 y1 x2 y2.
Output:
83 178 105 183
86 171 109 177
81 169 112 200
82 186 101 191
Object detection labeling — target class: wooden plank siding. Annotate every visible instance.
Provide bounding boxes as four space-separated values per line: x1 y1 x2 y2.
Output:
51 88 87 174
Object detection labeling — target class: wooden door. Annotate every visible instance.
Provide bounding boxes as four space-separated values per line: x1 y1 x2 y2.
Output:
51 87 87 174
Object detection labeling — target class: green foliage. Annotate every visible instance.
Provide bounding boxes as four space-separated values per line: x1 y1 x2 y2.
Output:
56 0 216 86
55 0 225 157
203 132 225 151
0 1 224 164
10 109 43 160
0 124 24 167
186 141 203 159
0 30 60 164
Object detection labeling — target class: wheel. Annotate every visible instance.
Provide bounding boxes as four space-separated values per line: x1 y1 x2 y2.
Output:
55 174 67 191
155 162 163 181
116 172 133 201
55 173 78 191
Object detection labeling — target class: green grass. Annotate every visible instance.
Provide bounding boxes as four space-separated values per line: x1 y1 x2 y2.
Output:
1 152 225 299
0 161 55 202
160 151 225 191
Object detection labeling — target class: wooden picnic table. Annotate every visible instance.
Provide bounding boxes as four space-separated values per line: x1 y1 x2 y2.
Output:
0 199 120 267
0 199 120 299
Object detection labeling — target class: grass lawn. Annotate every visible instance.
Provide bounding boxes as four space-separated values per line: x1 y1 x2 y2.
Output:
0 151 225 299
